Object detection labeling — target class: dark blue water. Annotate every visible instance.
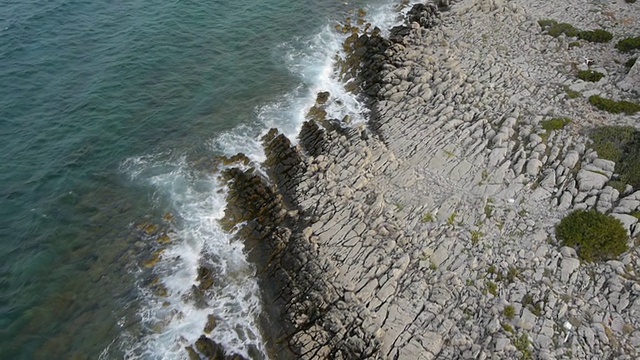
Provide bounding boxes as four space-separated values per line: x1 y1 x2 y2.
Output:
0 0 398 358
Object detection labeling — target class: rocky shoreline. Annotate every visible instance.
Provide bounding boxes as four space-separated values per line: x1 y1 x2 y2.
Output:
201 0 640 359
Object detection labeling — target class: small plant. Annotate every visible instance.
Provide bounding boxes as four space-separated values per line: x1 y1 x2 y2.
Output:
564 87 582 99
577 70 605 82
514 333 533 360
556 210 629 262
471 230 483 245
522 294 543 316
444 149 456 159
447 212 458 226
577 29 613 43
488 265 497 275
616 36 640 53
422 212 434 223
481 169 490 181
588 95 640 115
506 267 521 283
504 305 516 319
568 41 581 48
626 0 637 3
541 117 572 131
502 323 515 333
484 199 494 218
625 57 637 69
486 281 498 296
395 202 405 211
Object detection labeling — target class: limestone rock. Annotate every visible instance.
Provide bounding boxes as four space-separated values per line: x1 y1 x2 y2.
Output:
576 170 608 192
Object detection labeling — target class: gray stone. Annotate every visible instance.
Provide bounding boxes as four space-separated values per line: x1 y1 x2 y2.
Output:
560 257 580 282
610 213 638 235
592 159 616 173
562 151 579 169
576 170 608 192
518 308 536 331
526 158 543 176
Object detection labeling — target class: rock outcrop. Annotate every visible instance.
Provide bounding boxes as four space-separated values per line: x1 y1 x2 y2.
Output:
217 0 640 359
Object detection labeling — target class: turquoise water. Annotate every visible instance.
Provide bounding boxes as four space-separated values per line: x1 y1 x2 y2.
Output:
0 0 399 358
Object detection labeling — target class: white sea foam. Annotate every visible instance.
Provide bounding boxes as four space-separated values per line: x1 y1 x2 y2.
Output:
118 1 403 359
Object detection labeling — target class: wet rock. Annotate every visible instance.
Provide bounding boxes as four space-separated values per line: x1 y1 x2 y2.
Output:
316 91 330 105
204 314 217 334
197 266 215 291
195 335 225 360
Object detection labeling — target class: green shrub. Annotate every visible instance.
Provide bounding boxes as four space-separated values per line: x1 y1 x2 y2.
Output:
541 118 572 131
578 29 613 43
626 0 637 4
588 95 640 115
556 210 628 262
504 305 516 319
577 70 605 82
538 19 579 38
625 57 637 68
548 23 579 38
616 36 640 53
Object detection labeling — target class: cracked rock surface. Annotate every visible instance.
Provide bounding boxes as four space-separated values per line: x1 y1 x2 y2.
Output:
220 0 640 359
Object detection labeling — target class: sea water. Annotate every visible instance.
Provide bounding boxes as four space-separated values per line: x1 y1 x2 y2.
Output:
0 0 404 358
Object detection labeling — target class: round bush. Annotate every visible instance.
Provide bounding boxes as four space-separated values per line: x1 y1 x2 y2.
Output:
556 210 628 262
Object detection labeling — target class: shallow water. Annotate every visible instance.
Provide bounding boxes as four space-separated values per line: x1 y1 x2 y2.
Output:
0 0 403 358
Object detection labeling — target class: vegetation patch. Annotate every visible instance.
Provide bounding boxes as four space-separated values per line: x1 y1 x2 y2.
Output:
541 117 572 131
588 95 640 115
564 87 581 99
556 210 628 262
608 180 627 194
590 126 640 188
625 57 637 68
422 212 434 223
504 305 516 320
590 126 636 162
538 20 579 38
577 29 613 43
514 333 533 360
577 70 605 82
626 0 637 3
616 36 640 53
486 281 498 296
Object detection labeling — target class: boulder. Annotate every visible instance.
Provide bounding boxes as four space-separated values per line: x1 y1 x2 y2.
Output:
576 169 608 192
194 335 225 360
